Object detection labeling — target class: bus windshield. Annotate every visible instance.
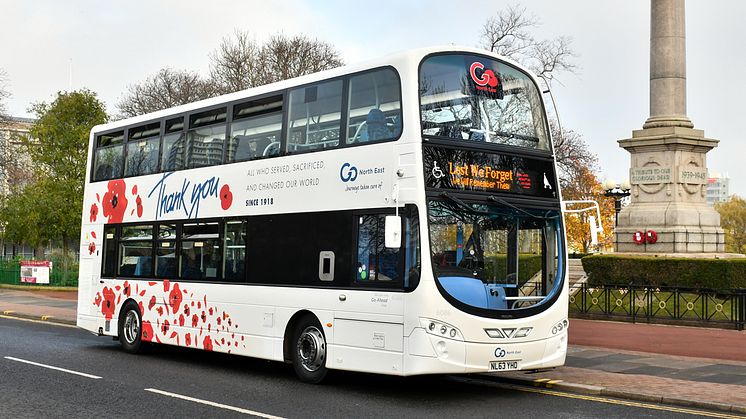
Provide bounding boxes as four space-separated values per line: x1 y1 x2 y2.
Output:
420 53 550 151
428 199 562 313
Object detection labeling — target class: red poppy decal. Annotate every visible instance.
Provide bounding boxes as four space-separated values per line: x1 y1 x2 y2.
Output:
136 195 143 218
101 287 116 320
220 184 233 210
101 180 128 224
88 242 96 255
91 280 246 354
169 283 182 313
89 204 98 223
141 320 154 342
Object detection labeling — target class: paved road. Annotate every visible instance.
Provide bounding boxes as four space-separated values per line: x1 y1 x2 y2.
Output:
1 317 738 418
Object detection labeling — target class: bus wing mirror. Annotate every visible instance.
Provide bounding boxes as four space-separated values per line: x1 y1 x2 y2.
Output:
385 215 402 249
589 215 599 246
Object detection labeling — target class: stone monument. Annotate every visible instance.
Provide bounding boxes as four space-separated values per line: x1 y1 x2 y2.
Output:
615 0 725 253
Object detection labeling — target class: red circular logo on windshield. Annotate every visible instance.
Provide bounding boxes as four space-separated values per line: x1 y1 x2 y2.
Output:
470 62 499 88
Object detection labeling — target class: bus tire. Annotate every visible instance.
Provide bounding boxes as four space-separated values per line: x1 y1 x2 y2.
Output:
291 316 328 384
118 301 143 354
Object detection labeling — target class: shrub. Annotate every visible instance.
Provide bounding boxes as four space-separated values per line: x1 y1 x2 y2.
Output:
581 254 746 289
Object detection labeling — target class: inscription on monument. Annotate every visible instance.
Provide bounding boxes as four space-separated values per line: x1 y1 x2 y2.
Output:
630 166 672 184
678 168 707 184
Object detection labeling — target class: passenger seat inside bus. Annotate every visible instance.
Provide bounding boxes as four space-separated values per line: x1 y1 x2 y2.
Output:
363 108 389 142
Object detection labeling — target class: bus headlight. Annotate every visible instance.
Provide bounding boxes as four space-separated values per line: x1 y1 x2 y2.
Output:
420 318 463 341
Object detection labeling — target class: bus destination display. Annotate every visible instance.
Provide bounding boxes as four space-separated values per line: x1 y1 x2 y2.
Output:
423 145 557 199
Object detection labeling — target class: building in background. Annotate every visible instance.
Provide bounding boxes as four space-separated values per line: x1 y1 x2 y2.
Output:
706 172 730 206
0 116 36 258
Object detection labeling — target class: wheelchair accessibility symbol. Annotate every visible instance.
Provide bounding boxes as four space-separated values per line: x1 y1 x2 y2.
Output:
432 161 445 179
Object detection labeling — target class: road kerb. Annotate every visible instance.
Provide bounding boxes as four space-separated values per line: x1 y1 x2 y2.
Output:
479 373 746 415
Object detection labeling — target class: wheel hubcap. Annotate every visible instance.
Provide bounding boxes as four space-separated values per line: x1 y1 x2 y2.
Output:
297 326 325 372
123 310 140 344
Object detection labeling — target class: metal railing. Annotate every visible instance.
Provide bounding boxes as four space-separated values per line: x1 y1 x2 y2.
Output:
0 259 78 287
569 283 746 330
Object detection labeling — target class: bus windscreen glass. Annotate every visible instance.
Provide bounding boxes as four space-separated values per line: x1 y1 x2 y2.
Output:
420 53 550 151
428 200 562 313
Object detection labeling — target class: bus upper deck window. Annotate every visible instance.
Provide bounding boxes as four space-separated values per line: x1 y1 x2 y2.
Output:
186 108 227 169
286 80 343 154
347 68 402 144
125 122 161 177
93 130 124 181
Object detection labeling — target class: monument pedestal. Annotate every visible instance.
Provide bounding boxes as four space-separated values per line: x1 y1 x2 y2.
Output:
616 126 724 253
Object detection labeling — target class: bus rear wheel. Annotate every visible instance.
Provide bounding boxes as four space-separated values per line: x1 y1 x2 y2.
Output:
291 316 328 383
118 301 143 354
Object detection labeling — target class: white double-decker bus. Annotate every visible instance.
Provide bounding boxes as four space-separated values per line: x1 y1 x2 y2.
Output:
78 46 568 383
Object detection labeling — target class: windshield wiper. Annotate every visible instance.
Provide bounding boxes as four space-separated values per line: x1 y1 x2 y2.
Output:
486 195 559 220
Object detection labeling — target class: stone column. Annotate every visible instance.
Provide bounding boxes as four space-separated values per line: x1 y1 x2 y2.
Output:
644 0 692 129
615 0 724 253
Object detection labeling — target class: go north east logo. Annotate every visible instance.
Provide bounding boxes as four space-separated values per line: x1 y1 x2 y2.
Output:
339 162 385 193
340 162 359 182
469 61 499 95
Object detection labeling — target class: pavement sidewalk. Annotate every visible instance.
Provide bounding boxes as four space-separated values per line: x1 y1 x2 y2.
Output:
1 286 745 414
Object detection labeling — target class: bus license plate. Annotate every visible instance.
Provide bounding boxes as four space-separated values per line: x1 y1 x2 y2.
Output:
489 360 520 371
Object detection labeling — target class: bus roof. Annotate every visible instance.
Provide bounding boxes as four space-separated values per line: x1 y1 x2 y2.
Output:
91 45 534 135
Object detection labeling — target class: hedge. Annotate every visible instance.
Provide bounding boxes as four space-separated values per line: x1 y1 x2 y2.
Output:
581 254 746 289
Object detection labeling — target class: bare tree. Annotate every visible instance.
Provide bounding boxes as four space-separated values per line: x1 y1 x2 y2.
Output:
256 33 343 84
479 4 577 87
209 30 262 94
550 120 598 189
0 69 9 121
119 32 343 117
116 68 218 118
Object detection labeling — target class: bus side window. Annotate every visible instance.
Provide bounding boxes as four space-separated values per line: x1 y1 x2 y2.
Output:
102 225 117 277
356 214 401 283
347 68 402 144
93 131 124 181
287 80 343 153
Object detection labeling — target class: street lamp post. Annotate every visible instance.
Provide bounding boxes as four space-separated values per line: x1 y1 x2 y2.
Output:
603 179 631 250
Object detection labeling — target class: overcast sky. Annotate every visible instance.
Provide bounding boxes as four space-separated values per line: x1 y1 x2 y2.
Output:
1 0 744 196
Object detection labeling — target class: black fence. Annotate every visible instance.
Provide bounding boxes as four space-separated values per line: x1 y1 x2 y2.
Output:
0 259 78 287
569 283 746 331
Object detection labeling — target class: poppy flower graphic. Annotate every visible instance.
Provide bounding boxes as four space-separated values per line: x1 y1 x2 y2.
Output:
88 242 96 255
191 314 199 327
148 295 157 310
161 319 170 335
185 333 192 347
136 195 143 218
102 180 128 224
101 287 116 320
169 283 182 313
220 184 233 210
89 204 98 223
141 320 154 342
203 336 213 351
123 281 131 297
94 292 102 307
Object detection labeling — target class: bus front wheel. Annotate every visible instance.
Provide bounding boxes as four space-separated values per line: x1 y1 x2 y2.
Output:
118 301 143 354
291 316 328 383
